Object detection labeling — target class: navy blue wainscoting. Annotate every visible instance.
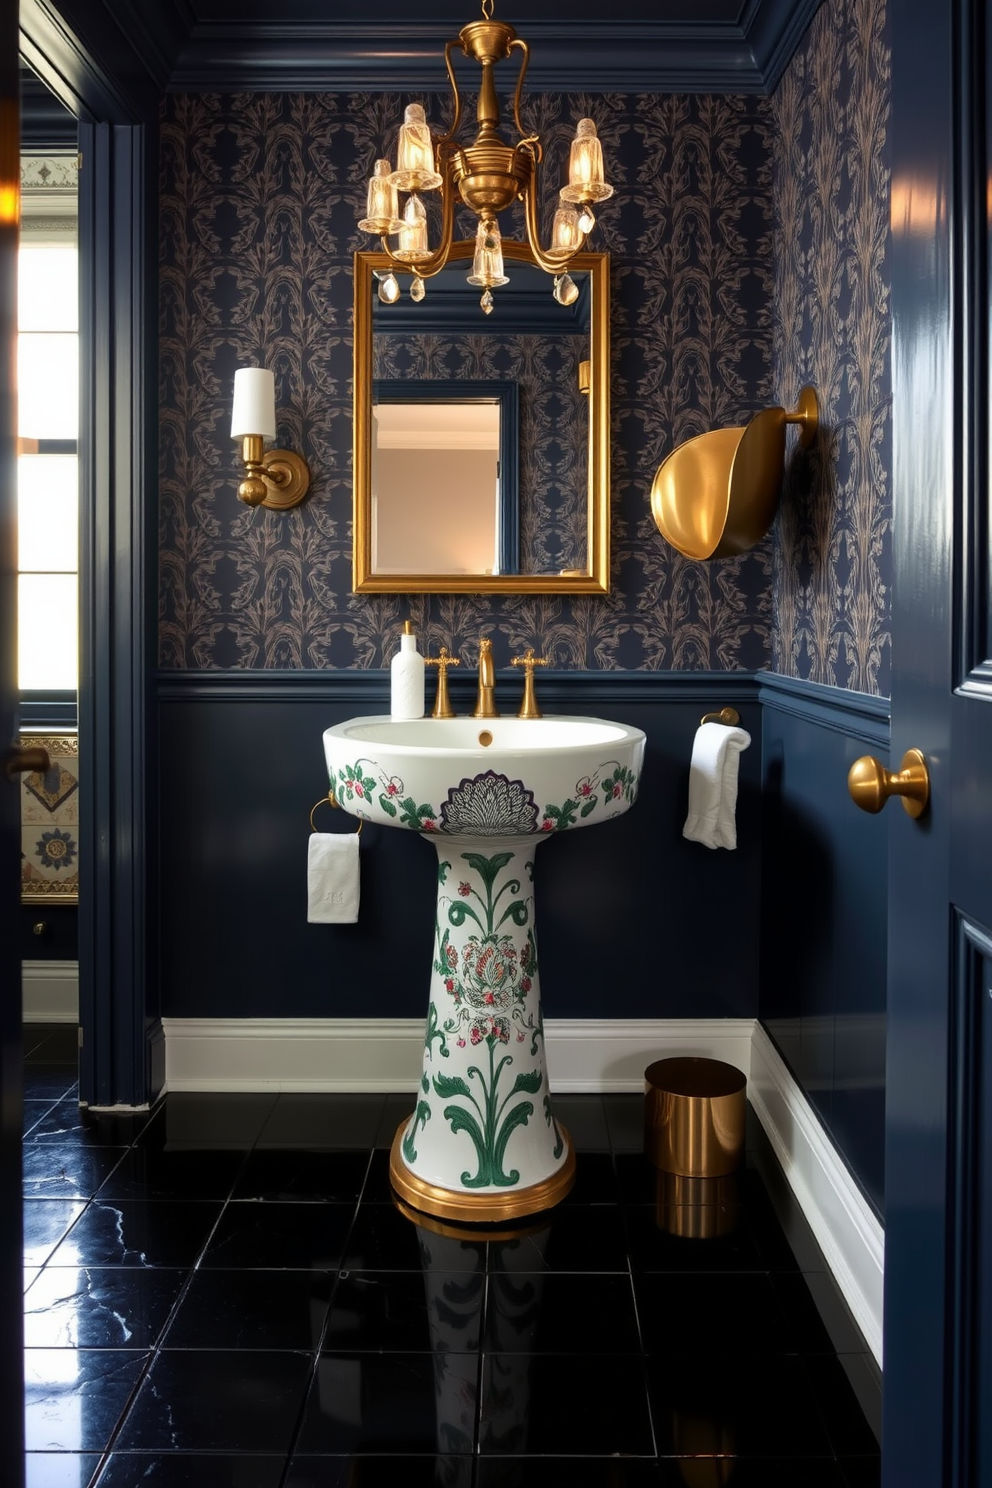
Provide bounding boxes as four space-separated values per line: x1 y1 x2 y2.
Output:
156 672 762 1024
758 675 890 1218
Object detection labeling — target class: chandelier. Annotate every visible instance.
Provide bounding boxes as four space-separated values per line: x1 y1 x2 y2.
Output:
356 0 613 313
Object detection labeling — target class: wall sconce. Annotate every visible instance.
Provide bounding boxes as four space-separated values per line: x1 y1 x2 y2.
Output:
231 367 311 509
650 386 819 560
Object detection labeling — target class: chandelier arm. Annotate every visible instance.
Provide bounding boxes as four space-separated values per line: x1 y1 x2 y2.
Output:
376 176 457 281
520 168 587 275
434 39 464 148
508 37 537 154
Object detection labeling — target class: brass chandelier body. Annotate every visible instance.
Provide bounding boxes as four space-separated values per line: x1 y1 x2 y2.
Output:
358 3 613 302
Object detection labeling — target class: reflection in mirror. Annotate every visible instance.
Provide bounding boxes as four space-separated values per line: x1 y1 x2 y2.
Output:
372 380 518 575
353 241 610 594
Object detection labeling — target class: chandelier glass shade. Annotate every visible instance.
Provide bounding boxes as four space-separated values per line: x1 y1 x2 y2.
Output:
357 1 613 308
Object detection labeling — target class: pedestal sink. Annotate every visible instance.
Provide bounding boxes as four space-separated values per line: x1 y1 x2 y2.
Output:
322 713 646 1222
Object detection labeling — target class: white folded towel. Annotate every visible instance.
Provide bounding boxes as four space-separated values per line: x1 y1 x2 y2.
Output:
307 832 360 922
682 722 752 850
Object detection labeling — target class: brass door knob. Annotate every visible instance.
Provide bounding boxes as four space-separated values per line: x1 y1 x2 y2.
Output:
848 747 930 818
3 744 51 779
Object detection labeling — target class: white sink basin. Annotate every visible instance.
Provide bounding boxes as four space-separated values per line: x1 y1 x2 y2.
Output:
322 713 646 836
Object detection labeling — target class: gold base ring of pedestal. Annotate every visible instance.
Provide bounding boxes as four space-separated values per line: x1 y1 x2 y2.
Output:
389 1120 575 1223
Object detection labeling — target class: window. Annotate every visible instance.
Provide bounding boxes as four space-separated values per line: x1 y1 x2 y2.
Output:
17 153 79 694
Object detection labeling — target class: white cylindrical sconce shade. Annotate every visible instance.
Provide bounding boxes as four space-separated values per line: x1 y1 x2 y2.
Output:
231 367 277 439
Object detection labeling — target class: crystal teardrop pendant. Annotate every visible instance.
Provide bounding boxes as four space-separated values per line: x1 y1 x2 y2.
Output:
577 205 596 235
410 276 426 302
481 290 494 314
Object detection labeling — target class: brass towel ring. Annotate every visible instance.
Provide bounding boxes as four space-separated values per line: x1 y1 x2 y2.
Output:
310 792 363 835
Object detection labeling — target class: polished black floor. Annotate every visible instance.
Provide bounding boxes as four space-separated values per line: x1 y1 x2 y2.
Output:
22 1024 882 1488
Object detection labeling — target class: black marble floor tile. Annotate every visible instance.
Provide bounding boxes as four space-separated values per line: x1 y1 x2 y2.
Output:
635 1271 802 1356
200 1201 354 1270
94 1455 286 1488
479 1351 654 1456
23 1144 126 1200
623 1201 766 1273
257 1093 387 1149
231 1147 372 1203
550 1095 612 1151
24 1266 187 1349
23 1200 86 1268
25 1453 100 1488
26 1101 156 1146
145 1093 278 1151
655 1463 848 1486
603 1091 648 1152
803 1355 882 1456
839 1457 883 1487
285 1456 472 1488
324 1269 484 1353
24 1100 59 1137
486 1202 629 1273
23 1066 78 1100
24 1024 80 1064
343 1203 485 1272
163 1268 335 1349
558 1149 621 1204
47 1199 221 1268
115 1349 313 1452
24 1347 149 1452
298 1351 473 1455
645 1354 834 1458
95 1145 246 1202
484 1270 641 1354
375 1094 416 1148
477 1462 661 1488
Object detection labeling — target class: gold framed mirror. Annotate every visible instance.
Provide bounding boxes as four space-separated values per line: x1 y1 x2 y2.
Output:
352 241 610 594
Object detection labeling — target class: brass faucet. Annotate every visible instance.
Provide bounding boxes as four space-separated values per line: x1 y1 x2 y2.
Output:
510 648 548 718
471 637 499 718
425 647 460 719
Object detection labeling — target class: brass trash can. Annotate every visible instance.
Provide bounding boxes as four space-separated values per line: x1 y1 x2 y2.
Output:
644 1056 746 1177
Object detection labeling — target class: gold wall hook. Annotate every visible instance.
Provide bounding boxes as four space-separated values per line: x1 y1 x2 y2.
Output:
650 386 819 560
426 647 461 718
699 706 740 727
847 747 930 819
510 647 549 718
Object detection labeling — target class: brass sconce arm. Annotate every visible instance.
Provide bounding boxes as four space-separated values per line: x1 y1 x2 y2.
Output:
236 434 310 510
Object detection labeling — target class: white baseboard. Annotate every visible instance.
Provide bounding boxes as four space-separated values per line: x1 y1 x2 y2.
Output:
160 1016 755 1094
748 1021 884 1367
21 960 79 1023
160 1012 880 1365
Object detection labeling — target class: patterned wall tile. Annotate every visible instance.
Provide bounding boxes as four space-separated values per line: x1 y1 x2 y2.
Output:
20 733 80 903
770 0 892 697
158 90 775 671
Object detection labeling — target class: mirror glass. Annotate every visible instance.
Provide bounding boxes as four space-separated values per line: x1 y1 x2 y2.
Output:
352 241 610 594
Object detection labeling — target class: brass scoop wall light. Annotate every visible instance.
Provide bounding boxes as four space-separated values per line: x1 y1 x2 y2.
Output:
650 386 819 560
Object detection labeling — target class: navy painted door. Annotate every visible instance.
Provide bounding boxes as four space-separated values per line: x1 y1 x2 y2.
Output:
885 1 992 1482
0 7 25 1485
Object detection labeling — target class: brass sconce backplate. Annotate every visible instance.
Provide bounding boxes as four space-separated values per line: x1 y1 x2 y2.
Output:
650 386 819 560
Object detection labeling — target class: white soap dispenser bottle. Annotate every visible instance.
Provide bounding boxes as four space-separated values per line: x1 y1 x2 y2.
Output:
390 620 425 720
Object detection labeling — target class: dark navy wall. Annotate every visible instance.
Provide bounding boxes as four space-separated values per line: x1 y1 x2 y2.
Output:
158 673 762 1022
761 0 892 1214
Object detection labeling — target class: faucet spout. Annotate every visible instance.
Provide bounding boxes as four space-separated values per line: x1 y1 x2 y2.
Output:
471 637 499 718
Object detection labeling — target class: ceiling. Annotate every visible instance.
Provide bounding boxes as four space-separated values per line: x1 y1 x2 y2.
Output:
19 0 822 137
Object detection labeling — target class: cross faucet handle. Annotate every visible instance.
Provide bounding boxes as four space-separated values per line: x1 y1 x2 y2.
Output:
425 647 461 719
510 648 549 719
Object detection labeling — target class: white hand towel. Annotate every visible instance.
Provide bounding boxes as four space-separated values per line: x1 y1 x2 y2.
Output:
683 722 751 850
307 833 360 922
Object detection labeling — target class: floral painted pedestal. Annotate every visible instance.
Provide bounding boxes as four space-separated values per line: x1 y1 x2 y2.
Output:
322 712 646 1225
389 834 575 1222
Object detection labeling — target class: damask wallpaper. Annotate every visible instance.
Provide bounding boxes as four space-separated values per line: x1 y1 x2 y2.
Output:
770 0 892 697
158 91 775 671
